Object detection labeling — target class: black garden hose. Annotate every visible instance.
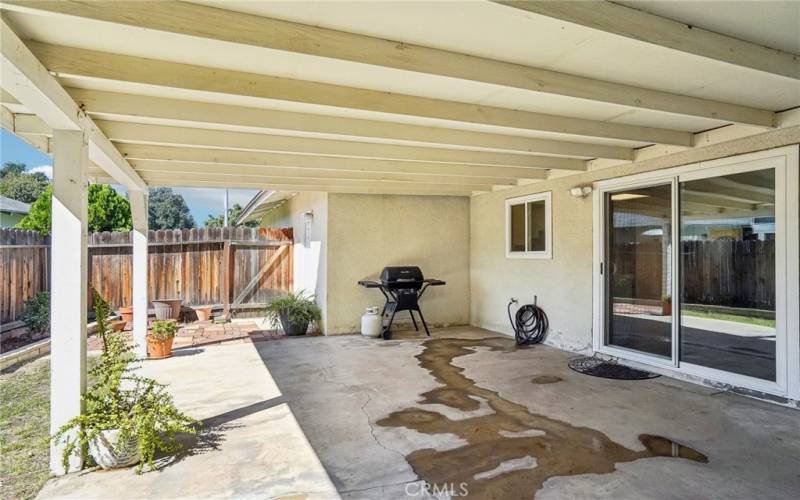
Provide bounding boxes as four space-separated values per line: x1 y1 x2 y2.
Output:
507 297 549 345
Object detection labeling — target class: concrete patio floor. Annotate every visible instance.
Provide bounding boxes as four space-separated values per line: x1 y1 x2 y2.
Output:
39 326 800 499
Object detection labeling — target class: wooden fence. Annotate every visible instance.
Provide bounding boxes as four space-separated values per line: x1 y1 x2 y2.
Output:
1 227 293 325
612 239 775 309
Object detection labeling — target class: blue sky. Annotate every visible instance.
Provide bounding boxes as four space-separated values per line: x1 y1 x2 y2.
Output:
1 129 258 224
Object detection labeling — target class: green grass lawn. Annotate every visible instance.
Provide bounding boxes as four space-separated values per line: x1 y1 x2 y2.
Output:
1 358 51 500
682 309 776 329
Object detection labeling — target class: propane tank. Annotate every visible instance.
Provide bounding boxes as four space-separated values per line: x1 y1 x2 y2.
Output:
361 307 382 338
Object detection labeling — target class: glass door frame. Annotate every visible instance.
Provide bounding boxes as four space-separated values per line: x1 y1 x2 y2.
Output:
592 145 799 400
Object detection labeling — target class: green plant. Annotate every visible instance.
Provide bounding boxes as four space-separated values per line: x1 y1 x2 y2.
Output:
22 291 50 335
53 291 195 473
264 290 321 326
17 185 132 235
148 320 177 341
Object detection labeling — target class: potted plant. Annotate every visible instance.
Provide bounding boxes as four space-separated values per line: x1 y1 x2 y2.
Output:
147 320 177 359
53 291 195 473
661 294 672 316
264 291 321 336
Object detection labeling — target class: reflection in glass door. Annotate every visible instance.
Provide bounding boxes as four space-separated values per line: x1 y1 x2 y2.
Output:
605 184 672 358
679 169 776 381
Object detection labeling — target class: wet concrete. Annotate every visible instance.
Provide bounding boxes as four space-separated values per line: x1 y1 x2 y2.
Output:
256 326 800 499
377 337 706 498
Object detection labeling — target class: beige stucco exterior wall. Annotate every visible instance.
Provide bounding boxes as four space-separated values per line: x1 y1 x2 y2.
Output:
284 191 329 331
470 126 800 352
325 193 470 334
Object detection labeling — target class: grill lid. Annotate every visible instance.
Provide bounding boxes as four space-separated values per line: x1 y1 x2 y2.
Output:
380 266 423 283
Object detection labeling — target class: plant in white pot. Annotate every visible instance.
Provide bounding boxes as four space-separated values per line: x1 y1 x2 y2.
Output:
264 291 321 335
53 291 196 473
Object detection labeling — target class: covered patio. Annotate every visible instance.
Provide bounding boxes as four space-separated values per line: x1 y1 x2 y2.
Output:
37 327 800 498
0 1 798 498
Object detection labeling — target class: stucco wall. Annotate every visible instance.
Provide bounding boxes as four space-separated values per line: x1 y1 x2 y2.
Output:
326 193 470 334
284 192 328 331
470 127 800 352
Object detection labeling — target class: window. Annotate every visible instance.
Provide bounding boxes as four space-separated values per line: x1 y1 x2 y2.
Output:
505 192 551 259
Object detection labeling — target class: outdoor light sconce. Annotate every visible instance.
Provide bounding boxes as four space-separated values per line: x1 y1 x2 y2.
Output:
568 186 593 198
303 210 314 223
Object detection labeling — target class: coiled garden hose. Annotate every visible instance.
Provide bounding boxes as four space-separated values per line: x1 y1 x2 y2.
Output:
507 297 549 345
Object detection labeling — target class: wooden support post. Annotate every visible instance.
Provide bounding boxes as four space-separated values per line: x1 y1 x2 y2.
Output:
49 129 88 475
129 189 148 358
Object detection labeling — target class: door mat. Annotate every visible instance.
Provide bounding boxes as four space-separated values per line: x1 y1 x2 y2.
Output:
568 356 660 380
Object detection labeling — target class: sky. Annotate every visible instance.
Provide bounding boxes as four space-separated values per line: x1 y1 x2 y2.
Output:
1 129 258 224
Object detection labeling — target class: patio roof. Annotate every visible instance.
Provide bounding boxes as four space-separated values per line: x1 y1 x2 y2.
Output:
1 1 798 196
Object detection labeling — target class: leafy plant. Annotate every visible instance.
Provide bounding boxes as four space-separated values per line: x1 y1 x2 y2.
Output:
22 291 50 335
53 290 195 473
17 185 132 235
148 320 177 341
264 290 321 326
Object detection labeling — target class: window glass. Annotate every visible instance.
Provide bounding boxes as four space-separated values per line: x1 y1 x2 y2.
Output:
527 201 546 252
510 203 525 252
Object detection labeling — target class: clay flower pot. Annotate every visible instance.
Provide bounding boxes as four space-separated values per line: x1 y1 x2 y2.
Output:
146 335 174 359
119 306 134 324
194 306 213 322
111 320 126 332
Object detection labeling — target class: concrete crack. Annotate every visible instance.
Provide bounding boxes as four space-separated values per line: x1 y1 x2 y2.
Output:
360 393 406 461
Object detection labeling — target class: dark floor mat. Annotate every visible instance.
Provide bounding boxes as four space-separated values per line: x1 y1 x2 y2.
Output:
568 356 660 380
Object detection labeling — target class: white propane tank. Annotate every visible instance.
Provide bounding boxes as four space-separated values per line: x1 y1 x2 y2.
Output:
361 307 382 338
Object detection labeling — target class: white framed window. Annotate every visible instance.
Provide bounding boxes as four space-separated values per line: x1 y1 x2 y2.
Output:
505 191 552 259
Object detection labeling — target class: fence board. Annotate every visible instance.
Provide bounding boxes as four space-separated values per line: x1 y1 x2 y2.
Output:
1 227 293 324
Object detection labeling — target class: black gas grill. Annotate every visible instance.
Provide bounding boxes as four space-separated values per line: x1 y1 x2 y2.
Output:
358 266 445 339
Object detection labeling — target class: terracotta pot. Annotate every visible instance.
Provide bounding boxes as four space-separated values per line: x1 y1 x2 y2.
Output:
119 306 134 324
111 320 126 332
194 306 213 322
146 335 174 359
662 301 672 316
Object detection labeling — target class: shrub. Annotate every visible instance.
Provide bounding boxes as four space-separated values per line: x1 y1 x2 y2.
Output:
53 291 195 473
22 292 50 335
264 290 321 326
148 320 177 341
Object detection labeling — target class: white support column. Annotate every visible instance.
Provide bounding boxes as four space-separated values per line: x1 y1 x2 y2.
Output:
129 189 149 359
49 129 89 475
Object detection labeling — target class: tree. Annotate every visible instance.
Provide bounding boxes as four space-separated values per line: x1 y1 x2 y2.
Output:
204 203 259 228
147 187 195 230
0 161 50 203
16 185 132 235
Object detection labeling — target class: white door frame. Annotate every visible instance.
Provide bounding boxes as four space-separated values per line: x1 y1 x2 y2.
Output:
592 145 799 400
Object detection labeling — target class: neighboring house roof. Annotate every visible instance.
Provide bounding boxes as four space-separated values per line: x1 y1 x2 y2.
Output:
0 195 31 215
236 190 295 225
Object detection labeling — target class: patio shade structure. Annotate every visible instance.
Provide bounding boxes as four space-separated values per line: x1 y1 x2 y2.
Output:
0 0 798 475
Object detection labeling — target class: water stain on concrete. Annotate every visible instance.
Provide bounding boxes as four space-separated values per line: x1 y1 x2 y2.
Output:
531 375 562 384
377 337 707 498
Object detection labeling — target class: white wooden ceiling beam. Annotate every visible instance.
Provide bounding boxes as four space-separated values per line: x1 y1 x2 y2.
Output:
126 159 516 187
67 88 635 160
4 1 777 125
28 42 693 146
98 120 585 170
496 0 800 81
1 15 146 190
90 172 484 196
116 143 546 180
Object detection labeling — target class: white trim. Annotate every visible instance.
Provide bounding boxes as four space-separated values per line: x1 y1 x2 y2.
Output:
592 145 799 399
505 191 552 259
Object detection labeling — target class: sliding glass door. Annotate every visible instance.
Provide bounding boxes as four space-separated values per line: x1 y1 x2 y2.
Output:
595 146 797 396
679 169 776 381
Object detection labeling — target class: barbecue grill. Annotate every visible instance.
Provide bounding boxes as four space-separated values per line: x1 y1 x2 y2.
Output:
358 266 445 339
